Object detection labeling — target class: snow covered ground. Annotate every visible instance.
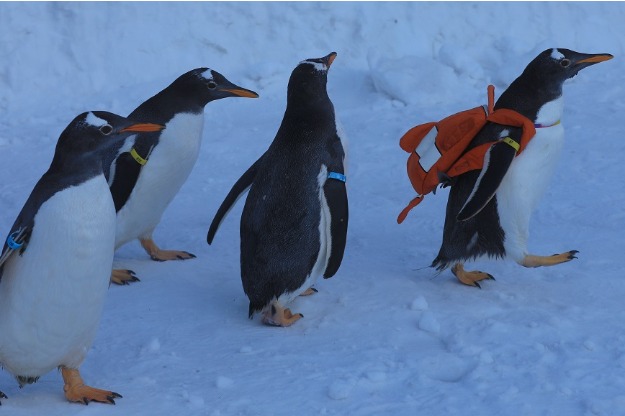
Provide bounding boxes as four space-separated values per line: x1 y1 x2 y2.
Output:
1 2 625 415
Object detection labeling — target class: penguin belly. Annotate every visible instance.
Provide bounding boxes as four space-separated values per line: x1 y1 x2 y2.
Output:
496 123 565 262
276 165 332 306
115 112 204 247
0 176 115 378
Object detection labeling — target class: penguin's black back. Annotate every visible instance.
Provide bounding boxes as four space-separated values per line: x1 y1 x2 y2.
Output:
240 60 344 315
241 120 342 314
432 168 506 269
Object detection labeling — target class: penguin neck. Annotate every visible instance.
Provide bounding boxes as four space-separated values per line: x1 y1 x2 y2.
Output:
285 93 333 121
534 96 563 127
49 151 103 181
496 76 564 123
134 85 207 122
280 100 334 143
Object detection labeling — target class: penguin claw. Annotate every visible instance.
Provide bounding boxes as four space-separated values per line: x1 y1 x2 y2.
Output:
111 269 141 285
452 263 493 288
121 275 140 285
149 250 196 261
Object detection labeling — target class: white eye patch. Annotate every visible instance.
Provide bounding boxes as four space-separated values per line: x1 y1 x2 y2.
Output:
551 48 565 60
84 112 107 128
199 68 214 81
299 60 326 71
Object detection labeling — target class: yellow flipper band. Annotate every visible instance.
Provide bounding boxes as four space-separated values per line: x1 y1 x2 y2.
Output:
130 148 147 166
501 137 520 152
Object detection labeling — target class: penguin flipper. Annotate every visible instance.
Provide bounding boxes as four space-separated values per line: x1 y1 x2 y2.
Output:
0 176 59 281
323 172 348 279
0 225 32 280
457 139 518 221
107 138 155 212
207 155 264 244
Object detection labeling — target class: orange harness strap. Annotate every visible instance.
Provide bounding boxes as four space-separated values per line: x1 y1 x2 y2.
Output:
397 86 543 224
446 108 536 179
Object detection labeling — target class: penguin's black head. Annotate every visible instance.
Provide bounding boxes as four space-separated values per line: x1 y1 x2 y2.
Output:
175 68 258 105
58 111 164 157
523 48 613 91
287 52 337 105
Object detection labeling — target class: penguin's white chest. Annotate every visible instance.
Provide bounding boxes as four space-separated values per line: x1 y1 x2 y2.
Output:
115 112 205 246
0 176 115 377
496 98 565 261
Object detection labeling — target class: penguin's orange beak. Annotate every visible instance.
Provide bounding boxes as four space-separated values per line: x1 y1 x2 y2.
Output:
220 88 259 98
325 52 337 68
577 54 613 64
121 123 165 133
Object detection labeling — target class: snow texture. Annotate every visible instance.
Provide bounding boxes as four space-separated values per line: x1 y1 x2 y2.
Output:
0 2 624 415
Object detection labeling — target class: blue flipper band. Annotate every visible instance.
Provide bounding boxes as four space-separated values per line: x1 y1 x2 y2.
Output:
130 147 148 166
328 172 346 183
7 231 23 250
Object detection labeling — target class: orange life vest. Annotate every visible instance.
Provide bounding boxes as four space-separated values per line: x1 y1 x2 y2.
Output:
397 85 537 224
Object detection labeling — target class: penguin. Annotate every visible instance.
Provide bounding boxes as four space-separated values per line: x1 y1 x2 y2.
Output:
431 48 613 287
207 52 348 326
106 68 258 284
0 112 163 404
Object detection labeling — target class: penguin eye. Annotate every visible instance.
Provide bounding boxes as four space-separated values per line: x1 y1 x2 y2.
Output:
207 81 217 90
560 59 571 68
99 124 113 135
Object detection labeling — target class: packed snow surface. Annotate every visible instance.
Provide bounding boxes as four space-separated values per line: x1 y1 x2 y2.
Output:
1 2 625 415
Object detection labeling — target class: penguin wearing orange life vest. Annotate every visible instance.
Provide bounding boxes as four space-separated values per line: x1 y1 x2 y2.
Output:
432 48 612 287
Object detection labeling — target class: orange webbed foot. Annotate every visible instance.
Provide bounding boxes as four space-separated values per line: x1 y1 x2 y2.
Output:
451 263 495 288
262 302 303 327
299 287 318 297
521 250 579 268
61 367 121 405
139 237 196 262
